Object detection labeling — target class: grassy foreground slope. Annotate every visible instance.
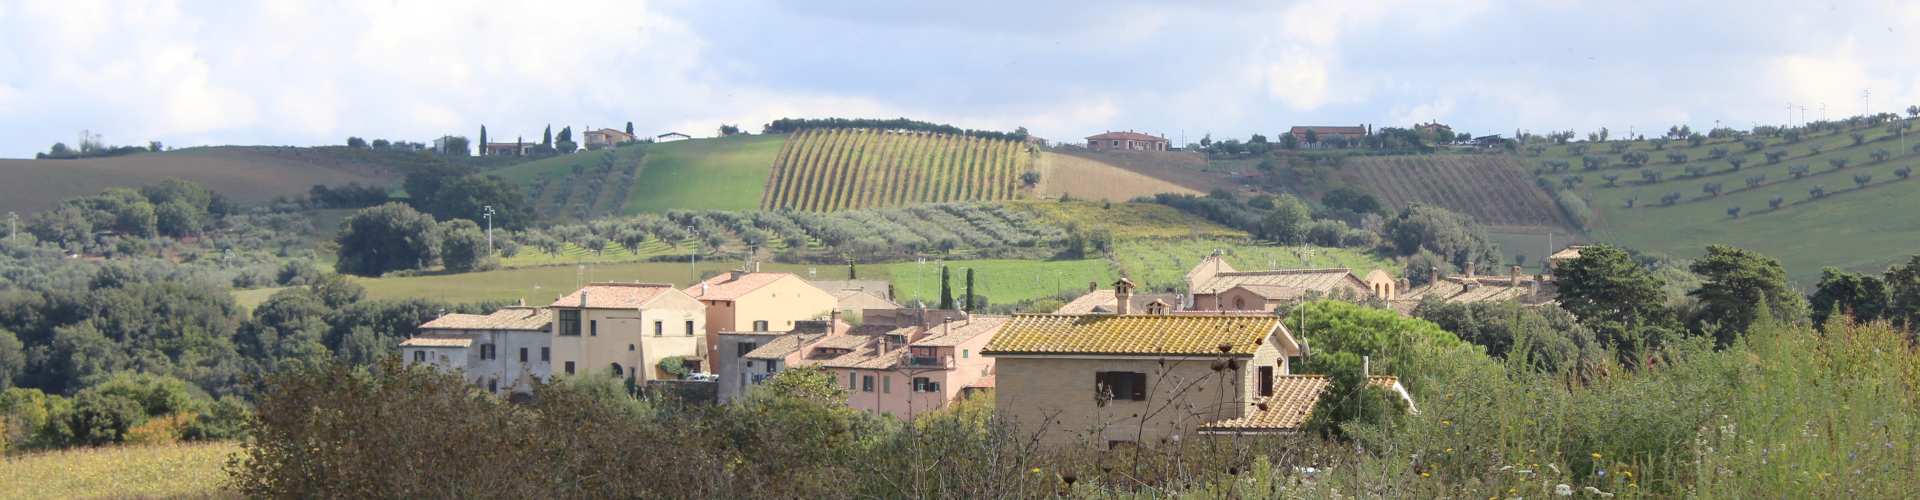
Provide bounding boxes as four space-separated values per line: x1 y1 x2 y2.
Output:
1532 119 1920 282
0 147 395 214
0 442 237 498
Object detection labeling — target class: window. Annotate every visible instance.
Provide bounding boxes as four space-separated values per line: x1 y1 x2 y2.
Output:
654 321 663 336
413 351 425 362
590 320 598 337
882 376 891 393
752 320 768 331
1233 297 1246 310
686 320 695 336
480 344 494 360
541 347 550 362
1095 371 1147 401
628 344 635 351
766 362 776 373
564 361 575 375
861 375 875 392
487 379 497 393
558 310 582 336
961 349 968 358
519 348 528 363
913 377 934 392
736 342 757 357
1258 366 1274 397
848 372 857 389
1111 140 1120 147
746 360 754 368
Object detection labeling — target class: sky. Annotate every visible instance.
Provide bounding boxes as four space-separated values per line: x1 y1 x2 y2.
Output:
3 0 1919 157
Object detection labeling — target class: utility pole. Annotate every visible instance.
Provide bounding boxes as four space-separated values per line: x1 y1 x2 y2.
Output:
686 225 699 281
482 205 496 256
1786 102 1794 127
1864 89 1872 116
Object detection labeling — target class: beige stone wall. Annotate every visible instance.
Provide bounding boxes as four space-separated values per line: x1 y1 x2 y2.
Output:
994 356 1249 448
551 297 704 383
708 276 835 361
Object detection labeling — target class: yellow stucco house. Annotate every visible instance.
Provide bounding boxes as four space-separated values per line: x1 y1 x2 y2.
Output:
548 282 706 381
690 270 838 362
984 307 1302 449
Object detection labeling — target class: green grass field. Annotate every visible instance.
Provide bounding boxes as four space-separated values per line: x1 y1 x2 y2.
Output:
625 135 786 213
0 441 238 498
883 259 1117 307
1113 239 1400 292
1532 121 1920 282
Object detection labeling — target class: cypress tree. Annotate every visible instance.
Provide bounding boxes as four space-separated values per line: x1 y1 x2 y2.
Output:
964 268 976 311
626 121 634 136
543 125 552 147
938 266 954 310
478 125 488 155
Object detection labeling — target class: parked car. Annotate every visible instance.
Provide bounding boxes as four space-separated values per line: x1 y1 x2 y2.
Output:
685 372 719 382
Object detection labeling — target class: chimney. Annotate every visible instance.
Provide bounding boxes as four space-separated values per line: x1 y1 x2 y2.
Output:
1511 265 1523 287
1088 281 1099 293
1113 278 1136 315
828 309 840 336
579 290 588 308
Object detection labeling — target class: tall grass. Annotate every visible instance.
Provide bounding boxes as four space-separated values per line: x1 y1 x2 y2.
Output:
0 441 238 498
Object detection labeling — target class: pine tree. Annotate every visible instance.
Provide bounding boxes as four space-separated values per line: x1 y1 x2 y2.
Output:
938 266 954 310
478 125 488 155
964 268 976 311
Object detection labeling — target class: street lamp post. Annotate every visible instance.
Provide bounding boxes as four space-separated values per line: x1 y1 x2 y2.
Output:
482 205 496 256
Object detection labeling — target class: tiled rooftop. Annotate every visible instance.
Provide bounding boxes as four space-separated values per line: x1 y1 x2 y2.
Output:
983 314 1279 357
691 272 794 301
399 336 473 348
1201 375 1401 431
1193 269 1361 295
419 307 552 331
550 282 676 309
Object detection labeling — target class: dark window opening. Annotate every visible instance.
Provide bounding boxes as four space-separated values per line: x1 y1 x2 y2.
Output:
654 321 663 336
736 342 757 357
413 351 425 362
686 320 696 336
1258 366 1274 397
558 310 582 336
519 348 528 363
753 320 768 331
1095 371 1147 401
564 361 575 375
590 320 598 337
861 375 874 392
541 347 550 362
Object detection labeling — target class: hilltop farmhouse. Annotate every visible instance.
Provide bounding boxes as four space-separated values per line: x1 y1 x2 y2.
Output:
1184 254 1397 311
1086 131 1170 152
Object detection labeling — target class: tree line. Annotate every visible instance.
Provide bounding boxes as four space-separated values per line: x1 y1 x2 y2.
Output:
761 117 1029 142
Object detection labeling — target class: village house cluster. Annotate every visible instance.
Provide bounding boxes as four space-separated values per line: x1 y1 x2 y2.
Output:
401 248 1578 446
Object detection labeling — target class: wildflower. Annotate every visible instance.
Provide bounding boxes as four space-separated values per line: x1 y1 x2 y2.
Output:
1444 448 1453 453
1421 472 1431 478
1583 486 1615 497
1591 452 1602 460
1442 419 1453 426
1622 470 1632 479
1554 483 1573 496
1031 467 1043 474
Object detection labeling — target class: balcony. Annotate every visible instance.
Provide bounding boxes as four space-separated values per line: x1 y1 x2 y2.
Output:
905 355 954 369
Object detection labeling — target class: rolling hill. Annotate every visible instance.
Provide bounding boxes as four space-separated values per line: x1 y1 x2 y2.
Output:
1527 118 1920 282
489 135 785 217
0 146 400 214
760 129 1032 211
1346 154 1570 230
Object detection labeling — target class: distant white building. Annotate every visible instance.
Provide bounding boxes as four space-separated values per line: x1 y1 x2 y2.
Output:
400 307 554 395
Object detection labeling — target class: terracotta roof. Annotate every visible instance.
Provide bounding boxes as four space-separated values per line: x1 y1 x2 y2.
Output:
1185 254 1238 288
400 336 472 348
913 316 1007 347
1054 290 1181 315
1201 375 1402 432
744 333 823 360
1549 245 1588 261
1193 269 1364 295
551 282 676 309
812 335 872 351
419 307 552 331
983 314 1280 357
1395 277 1554 307
832 290 899 311
809 279 893 299
1086 131 1168 142
1230 284 1311 300
967 375 995 388
691 272 797 301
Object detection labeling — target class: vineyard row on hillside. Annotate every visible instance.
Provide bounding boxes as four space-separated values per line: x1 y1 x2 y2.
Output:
1347 155 1568 228
760 129 1032 211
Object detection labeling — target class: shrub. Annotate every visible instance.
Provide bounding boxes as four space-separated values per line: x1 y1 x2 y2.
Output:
125 412 197 445
657 356 691 379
